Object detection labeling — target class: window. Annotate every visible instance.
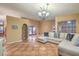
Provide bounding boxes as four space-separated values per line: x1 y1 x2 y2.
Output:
58 20 76 33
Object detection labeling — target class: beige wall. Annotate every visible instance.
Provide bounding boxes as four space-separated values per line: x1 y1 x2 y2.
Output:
6 16 55 43
55 14 79 33
7 14 79 43
39 20 55 34
6 16 40 43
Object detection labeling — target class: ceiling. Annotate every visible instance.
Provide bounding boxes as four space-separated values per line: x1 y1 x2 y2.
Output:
0 3 79 20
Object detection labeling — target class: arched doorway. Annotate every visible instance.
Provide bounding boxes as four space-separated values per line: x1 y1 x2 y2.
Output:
22 24 28 42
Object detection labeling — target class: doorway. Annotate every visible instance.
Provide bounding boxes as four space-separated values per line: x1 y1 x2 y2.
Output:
22 24 28 42
28 26 37 45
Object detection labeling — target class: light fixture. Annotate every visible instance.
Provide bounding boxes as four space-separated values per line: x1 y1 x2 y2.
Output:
38 3 50 20
67 21 71 24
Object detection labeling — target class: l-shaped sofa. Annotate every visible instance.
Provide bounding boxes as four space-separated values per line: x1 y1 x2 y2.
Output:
37 32 79 56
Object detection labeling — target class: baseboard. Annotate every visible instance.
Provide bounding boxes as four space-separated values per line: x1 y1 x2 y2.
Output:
6 40 22 45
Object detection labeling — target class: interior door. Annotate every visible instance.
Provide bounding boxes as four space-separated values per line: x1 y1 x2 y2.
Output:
22 24 28 42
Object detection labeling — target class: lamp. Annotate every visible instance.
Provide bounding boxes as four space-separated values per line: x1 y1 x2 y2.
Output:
38 3 50 20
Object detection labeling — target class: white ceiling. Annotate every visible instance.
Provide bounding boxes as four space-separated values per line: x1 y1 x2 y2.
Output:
0 3 79 20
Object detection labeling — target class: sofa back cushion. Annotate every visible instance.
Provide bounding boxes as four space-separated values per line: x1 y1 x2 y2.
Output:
49 32 54 38
60 33 65 39
64 33 67 39
54 32 60 38
66 33 74 41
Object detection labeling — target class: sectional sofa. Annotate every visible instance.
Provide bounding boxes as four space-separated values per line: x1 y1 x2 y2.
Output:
59 33 79 56
37 32 79 56
37 32 67 44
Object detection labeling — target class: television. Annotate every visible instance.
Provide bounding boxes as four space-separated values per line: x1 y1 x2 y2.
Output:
44 32 49 37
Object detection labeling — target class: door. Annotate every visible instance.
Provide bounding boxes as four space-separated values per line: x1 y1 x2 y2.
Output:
28 26 36 36
28 26 37 44
22 24 28 42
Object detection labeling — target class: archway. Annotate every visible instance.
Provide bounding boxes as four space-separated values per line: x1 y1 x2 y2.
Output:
22 24 28 42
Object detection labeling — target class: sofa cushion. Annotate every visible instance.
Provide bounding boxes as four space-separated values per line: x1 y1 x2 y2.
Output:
49 37 63 42
66 33 74 41
54 32 57 38
60 33 65 39
64 33 67 39
59 40 79 55
49 32 54 38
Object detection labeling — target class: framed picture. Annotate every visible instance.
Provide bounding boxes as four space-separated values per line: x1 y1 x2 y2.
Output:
12 24 18 30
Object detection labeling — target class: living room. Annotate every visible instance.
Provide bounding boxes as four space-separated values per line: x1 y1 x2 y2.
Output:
0 3 79 56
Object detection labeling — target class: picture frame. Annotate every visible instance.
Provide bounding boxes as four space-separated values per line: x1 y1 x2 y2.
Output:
12 24 18 30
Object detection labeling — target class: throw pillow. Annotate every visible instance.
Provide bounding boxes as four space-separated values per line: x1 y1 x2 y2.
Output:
44 32 49 37
49 32 54 38
66 33 74 41
60 33 65 39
